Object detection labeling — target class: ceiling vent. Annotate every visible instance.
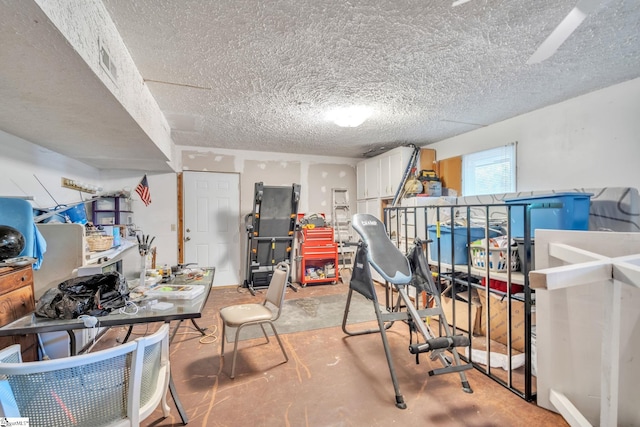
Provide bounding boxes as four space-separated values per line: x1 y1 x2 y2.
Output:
99 39 118 84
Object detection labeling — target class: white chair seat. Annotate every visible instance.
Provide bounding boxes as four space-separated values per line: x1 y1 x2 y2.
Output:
220 304 273 325
219 262 290 378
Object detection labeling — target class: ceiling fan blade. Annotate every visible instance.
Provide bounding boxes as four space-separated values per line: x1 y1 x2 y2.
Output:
452 0 472 6
527 0 603 64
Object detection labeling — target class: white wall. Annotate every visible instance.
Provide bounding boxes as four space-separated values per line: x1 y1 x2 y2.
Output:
0 131 179 274
179 146 358 217
0 130 103 209
0 130 355 280
429 77 640 191
99 170 179 268
35 0 174 165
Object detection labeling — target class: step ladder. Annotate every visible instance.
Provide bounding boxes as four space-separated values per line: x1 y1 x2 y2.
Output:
331 188 355 273
391 144 421 207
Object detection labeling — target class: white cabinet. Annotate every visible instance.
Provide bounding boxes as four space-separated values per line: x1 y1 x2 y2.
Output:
379 146 415 198
357 199 381 218
356 162 366 200
356 157 380 200
358 147 415 201
357 146 417 223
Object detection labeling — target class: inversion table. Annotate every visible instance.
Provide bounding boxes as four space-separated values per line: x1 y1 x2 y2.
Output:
343 213 473 409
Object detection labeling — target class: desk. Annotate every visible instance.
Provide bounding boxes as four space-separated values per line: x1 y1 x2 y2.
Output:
0 267 215 425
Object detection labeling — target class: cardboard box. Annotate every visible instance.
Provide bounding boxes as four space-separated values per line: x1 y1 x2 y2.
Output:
440 294 483 335
426 180 442 197
477 289 535 352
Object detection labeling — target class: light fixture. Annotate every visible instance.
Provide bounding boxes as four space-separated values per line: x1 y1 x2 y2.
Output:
325 106 373 128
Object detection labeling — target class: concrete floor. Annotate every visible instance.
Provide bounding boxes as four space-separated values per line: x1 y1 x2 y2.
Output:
99 277 567 427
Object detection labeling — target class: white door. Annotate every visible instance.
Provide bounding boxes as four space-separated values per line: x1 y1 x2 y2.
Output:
183 172 241 286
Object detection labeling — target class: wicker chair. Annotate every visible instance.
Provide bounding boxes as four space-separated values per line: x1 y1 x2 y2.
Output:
0 324 170 426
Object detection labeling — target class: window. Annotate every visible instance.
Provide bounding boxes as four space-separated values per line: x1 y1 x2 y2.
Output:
462 143 516 196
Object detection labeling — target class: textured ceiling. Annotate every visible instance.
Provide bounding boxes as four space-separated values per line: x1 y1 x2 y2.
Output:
101 0 640 158
1 0 639 170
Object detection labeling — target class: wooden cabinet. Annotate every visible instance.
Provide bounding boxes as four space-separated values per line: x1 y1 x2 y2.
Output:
92 196 133 226
0 265 38 361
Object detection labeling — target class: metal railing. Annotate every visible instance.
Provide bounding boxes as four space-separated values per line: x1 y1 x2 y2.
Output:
383 201 538 401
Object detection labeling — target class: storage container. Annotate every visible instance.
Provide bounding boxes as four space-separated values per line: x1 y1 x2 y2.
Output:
470 243 519 272
427 225 499 265
86 234 113 251
63 204 88 224
514 238 535 273
480 277 524 294
95 198 116 210
504 192 592 238
426 181 442 197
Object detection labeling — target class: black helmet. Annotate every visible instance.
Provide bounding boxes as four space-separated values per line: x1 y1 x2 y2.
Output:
0 225 25 260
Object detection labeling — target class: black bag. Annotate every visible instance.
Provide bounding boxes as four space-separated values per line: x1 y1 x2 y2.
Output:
407 238 439 295
35 272 129 319
349 243 377 301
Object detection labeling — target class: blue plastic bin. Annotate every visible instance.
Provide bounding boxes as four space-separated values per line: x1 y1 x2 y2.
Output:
428 225 500 265
504 192 592 238
63 204 88 225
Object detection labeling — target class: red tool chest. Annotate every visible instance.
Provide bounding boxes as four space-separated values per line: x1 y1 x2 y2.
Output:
298 226 339 286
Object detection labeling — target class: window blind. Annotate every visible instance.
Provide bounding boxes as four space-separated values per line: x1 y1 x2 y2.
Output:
462 143 516 196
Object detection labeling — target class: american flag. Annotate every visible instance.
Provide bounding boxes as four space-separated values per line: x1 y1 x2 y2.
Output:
136 175 152 206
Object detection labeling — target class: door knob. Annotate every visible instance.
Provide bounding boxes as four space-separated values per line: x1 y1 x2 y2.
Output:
185 236 191 242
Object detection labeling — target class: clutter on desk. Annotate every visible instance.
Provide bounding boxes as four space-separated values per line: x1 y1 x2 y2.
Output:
129 266 206 300
149 301 174 311
171 262 196 274
127 274 163 301
137 233 156 285
174 266 205 281
35 271 129 319
145 284 205 300
136 233 155 257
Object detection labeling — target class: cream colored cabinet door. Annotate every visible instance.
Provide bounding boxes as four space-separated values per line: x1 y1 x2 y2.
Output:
356 161 367 200
356 158 380 200
380 153 392 197
380 147 415 198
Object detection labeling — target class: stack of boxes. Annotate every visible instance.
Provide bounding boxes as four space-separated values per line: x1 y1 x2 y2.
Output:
417 169 442 197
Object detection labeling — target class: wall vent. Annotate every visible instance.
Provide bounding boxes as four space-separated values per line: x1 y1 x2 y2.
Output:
99 39 118 84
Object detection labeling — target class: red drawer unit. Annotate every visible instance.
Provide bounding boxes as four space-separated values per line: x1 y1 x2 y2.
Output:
299 227 339 286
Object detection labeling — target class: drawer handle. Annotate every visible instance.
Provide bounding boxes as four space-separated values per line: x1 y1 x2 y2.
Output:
21 276 26 281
